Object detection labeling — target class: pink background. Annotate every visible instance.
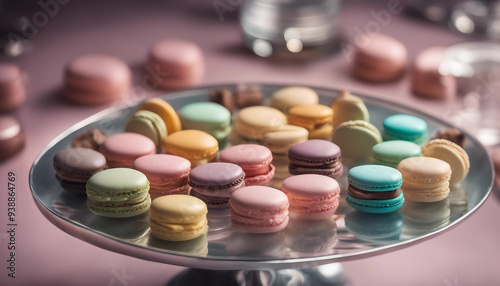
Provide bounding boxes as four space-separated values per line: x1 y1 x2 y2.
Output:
1 0 499 285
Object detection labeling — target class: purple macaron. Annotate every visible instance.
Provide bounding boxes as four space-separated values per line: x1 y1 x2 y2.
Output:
189 162 245 208
288 139 344 178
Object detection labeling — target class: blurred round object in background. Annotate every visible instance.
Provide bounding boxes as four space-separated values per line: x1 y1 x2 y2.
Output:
0 63 26 112
0 115 25 161
240 0 342 59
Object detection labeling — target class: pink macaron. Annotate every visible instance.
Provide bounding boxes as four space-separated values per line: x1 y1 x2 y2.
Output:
146 39 204 89
220 144 275 186
230 186 289 233
63 54 132 105
100 132 156 168
132 154 191 199
282 174 340 220
0 63 26 112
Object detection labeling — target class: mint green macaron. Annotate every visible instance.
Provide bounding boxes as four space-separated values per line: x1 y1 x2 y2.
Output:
382 114 428 144
372 140 422 168
86 168 151 218
125 110 167 149
178 102 231 142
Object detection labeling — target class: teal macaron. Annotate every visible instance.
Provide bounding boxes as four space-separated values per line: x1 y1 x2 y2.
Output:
125 110 167 149
346 164 404 214
86 168 151 218
372 140 422 168
178 102 231 142
382 114 427 144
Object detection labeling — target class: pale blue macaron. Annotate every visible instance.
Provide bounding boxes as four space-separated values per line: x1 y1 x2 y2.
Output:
382 114 427 144
178 102 231 142
346 165 404 214
372 140 422 168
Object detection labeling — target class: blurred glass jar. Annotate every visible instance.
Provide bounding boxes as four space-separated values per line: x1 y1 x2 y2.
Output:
441 42 500 147
240 0 342 59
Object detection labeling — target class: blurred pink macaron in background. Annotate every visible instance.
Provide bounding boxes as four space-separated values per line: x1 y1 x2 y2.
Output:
0 115 25 161
220 144 275 186
282 174 340 220
0 63 26 112
133 154 191 200
100 132 156 168
411 46 456 100
230 186 289 233
63 54 132 105
351 32 407 83
146 39 204 89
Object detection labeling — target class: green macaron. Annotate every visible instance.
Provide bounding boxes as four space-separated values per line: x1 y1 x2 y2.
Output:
178 102 231 142
125 110 167 149
382 114 428 144
86 168 151 218
372 140 422 168
331 120 382 162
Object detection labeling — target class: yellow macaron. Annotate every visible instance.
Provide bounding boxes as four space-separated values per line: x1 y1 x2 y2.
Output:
149 194 208 241
162 129 218 167
137 98 182 134
234 106 288 140
422 139 470 186
287 104 333 139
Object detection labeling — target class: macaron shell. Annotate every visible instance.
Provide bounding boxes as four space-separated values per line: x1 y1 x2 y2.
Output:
137 98 182 134
132 154 191 185
125 110 167 148
0 116 25 161
422 139 470 186
220 144 273 171
287 104 333 139
53 147 107 182
262 125 309 154
86 168 150 201
331 90 369 128
372 140 422 168
100 132 156 168
331 120 382 161
270 86 319 112
0 64 26 112
149 194 207 224
162 130 218 165
346 192 405 214
189 162 245 189
348 165 403 192
288 139 341 164
178 102 231 140
234 106 288 140
383 114 428 144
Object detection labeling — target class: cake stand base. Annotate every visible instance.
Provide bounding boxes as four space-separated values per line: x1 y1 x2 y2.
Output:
167 263 346 286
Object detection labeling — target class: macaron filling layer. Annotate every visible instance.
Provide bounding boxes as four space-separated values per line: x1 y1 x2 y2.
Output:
348 185 402 200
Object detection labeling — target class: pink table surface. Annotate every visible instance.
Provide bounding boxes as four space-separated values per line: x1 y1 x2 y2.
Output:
1 0 499 285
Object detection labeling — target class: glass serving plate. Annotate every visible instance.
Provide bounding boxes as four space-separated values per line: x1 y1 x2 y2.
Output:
29 84 494 285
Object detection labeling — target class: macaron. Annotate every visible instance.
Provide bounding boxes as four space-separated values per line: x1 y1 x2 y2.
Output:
397 156 452 202
288 139 343 178
220 144 275 186
0 116 25 161
372 140 422 168
149 194 208 241
270 86 319 113
177 102 231 143
281 174 340 220
189 162 245 208
346 165 405 214
86 168 151 218
262 125 309 154
132 154 191 199
63 54 131 105
125 110 167 150
351 32 407 83
382 114 428 144
162 129 218 167
331 120 382 162
72 128 107 151
147 39 204 89
100 132 156 168
0 63 26 112
411 46 456 100
53 147 107 194
330 90 369 128
209 88 235 114
234 106 288 141
137 98 182 134
229 186 289 233
287 104 334 139
422 139 470 186
233 83 264 108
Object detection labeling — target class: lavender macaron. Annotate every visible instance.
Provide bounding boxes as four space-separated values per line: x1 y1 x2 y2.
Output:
189 162 245 208
288 140 344 178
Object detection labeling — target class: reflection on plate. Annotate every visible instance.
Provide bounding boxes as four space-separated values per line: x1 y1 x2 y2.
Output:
29 84 493 270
